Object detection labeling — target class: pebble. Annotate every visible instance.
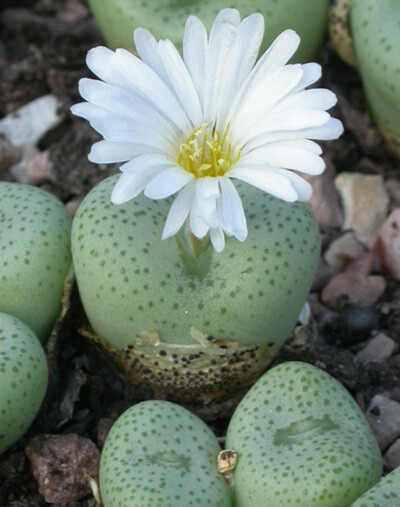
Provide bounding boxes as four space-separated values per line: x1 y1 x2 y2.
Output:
306 159 343 228
25 150 53 184
297 302 311 325
335 172 390 247
25 434 100 504
66 196 84 216
343 248 376 276
56 0 89 22
308 294 339 325
365 395 400 450
9 145 40 184
338 306 380 343
375 209 400 281
0 137 21 169
0 94 62 147
386 178 400 207
311 259 337 291
385 439 400 469
324 231 366 271
354 333 398 364
321 272 386 309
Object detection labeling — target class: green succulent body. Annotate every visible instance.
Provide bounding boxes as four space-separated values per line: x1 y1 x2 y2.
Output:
88 0 328 63
350 0 400 150
0 313 48 454
99 400 231 506
72 176 320 348
0 182 72 343
351 466 400 507
226 361 382 506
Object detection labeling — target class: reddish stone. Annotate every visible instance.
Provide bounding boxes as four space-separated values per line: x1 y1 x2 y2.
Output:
344 249 376 276
305 159 343 228
25 434 100 504
321 273 386 309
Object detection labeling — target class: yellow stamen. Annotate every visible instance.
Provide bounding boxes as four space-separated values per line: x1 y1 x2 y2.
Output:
177 123 240 178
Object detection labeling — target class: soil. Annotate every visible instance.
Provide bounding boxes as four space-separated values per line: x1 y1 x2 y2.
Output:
1 1 400 505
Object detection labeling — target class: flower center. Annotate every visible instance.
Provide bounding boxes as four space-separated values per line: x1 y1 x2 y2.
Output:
177 123 240 178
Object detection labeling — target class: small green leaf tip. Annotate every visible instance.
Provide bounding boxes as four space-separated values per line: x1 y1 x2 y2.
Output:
0 313 48 454
0 182 72 343
351 466 400 507
72 176 320 349
99 400 231 506
226 361 382 506
350 0 400 156
87 0 328 62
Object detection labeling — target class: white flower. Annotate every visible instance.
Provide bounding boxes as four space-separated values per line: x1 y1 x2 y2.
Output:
72 8 343 252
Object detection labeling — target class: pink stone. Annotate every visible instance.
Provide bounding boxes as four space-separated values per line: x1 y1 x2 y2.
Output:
25 150 53 184
305 159 343 228
321 273 386 309
25 434 100 504
354 333 398 363
344 248 376 276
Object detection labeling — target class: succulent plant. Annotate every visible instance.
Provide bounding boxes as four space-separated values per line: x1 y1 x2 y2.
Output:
351 465 400 507
73 176 319 349
225 361 382 506
330 0 400 156
0 313 48 454
87 0 329 62
99 400 231 506
71 8 342 407
0 182 72 343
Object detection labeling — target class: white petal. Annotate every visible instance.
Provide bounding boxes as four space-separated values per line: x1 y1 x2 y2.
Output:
157 39 203 127
114 48 191 131
215 13 264 129
242 142 325 175
89 141 161 163
228 29 300 120
144 166 194 199
203 8 241 124
193 177 220 228
119 154 172 173
241 118 343 149
78 78 177 138
111 165 164 204
301 118 344 140
231 65 303 141
229 166 298 201
209 226 225 253
86 47 133 90
291 62 322 93
277 170 313 201
219 178 247 241
183 15 208 105
162 181 196 239
189 193 211 239
134 28 170 84
240 166 312 201
71 102 113 121
243 137 322 156
237 109 331 146
89 117 173 151
274 89 338 113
